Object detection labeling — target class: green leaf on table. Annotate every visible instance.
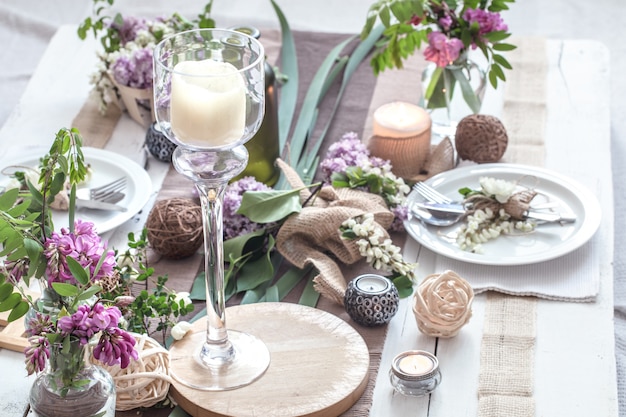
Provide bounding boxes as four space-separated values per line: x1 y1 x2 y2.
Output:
189 272 206 301
299 269 321 307
392 275 414 298
168 405 192 417
224 229 267 261
237 189 302 223
236 236 275 293
270 0 298 152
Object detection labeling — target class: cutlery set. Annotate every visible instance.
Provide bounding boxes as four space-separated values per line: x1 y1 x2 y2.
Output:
410 182 576 226
75 177 128 212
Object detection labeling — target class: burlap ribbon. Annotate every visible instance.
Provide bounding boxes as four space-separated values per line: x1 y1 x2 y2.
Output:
275 159 394 304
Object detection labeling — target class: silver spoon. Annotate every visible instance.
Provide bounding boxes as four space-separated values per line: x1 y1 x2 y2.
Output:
411 205 464 227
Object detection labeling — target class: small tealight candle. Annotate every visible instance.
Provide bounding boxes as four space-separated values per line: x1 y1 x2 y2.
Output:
170 59 246 148
368 101 431 179
355 275 390 293
344 274 399 327
389 350 442 396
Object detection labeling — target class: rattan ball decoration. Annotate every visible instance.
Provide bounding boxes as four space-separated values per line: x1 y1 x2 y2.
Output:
455 114 508 163
413 270 474 338
92 333 172 411
146 198 203 259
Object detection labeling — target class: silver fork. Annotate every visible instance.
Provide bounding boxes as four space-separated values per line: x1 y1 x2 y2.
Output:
412 182 452 203
89 177 126 201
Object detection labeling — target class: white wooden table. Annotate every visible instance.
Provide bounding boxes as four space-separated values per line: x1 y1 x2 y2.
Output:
0 26 616 417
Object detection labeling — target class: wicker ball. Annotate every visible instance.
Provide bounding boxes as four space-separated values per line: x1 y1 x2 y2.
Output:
146 198 203 259
455 114 508 163
413 270 474 338
92 333 172 411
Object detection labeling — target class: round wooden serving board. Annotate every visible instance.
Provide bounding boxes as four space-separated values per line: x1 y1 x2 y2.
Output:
169 302 370 417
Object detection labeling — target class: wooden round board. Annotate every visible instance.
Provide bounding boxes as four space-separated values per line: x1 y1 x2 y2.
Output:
169 302 370 417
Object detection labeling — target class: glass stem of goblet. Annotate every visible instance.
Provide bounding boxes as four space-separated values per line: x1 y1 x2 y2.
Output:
196 182 235 364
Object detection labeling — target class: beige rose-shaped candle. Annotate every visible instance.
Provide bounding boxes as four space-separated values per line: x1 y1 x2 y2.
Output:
413 270 474 338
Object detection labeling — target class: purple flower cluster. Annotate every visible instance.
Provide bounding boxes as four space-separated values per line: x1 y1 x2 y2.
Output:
319 132 371 179
110 16 148 46
111 47 154 89
44 220 116 285
463 9 508 37
59 303 138 368
424 32 464 68
223 177 273 240
24 335 50 374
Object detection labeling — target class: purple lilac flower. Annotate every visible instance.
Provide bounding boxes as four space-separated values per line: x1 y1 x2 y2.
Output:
57 304 122 344
93 327 138 368
24 335 50 374
111 16 148 46
390 205 409 233
112 47 154 89
438 15 453 31
319 132 371 180
223 177 273 240
44 220 116 285
2 258 27 282
423 32 464 67
25 312 54 338
463 9 508 48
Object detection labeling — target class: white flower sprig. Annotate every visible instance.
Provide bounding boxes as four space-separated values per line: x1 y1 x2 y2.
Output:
456 207 535 253
340 213 416 284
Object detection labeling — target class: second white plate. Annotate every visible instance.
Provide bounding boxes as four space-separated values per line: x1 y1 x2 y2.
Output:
1 147 152 234
404 163 602 266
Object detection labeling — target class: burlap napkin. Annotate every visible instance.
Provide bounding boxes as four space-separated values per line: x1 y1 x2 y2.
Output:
275 159 394 305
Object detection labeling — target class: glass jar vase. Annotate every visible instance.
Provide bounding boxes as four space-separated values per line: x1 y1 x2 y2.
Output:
421 52 487 140
29 341 116 417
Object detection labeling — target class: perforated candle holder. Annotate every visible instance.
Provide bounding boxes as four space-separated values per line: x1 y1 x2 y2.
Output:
344 274 399 327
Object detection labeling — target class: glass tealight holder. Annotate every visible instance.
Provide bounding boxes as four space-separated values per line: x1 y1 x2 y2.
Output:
389 350 442 396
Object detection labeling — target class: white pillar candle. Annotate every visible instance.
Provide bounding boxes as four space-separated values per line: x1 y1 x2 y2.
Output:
372 101 430 138
170 59 246 147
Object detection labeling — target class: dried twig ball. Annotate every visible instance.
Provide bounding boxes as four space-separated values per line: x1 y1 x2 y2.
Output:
455 114 508 163
413 270 474 338
146 198 203 259
92 333 172 411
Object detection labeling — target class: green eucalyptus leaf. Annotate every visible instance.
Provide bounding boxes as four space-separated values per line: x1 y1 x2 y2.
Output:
0 188 20 211
0 283 14 302
51 282 80 297
0 292 21 312
66 256 89 285
237 189 302 223
7 300 29 322
76 285 102 301
451 67 481 114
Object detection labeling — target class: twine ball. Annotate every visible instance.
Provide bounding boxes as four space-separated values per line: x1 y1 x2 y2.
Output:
146 198 203 259
413 270 474 338
455 114 508 163
92 333 172 411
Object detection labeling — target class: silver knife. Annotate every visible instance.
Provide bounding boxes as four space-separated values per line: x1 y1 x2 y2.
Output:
413 202 576 223
75 198 128 212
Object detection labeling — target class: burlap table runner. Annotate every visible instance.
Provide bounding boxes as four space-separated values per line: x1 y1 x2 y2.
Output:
72 28 546 417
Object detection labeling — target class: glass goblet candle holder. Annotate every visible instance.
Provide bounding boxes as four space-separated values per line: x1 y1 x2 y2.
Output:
153 28 269 391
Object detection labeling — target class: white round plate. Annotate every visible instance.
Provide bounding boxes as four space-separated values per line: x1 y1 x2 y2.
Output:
404 163 602 266
0 147 152 234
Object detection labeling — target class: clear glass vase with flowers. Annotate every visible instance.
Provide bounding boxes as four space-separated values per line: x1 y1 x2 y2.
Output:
361 0 516 138
0 128 138 416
